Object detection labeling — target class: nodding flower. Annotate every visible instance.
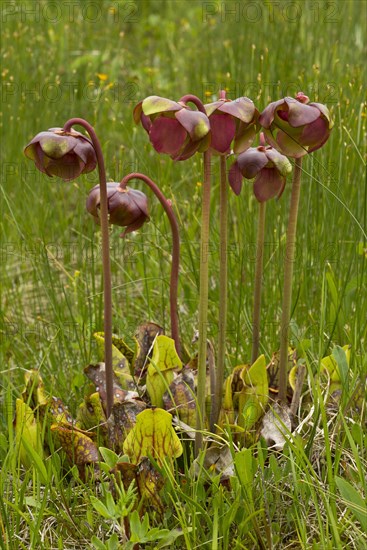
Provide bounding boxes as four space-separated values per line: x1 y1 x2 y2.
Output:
86 182 149 237
259 92 333 158
204 91 259 155
229 145 292 202
24 127 97 181
133 95 211 161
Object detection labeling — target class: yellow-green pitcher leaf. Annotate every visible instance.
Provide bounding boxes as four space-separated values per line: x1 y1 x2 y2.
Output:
238 355 268 430
146 335 182 407
15 398 43 469
51 423 99 466
93 332 133 376
123 408 183 464
321 344 351 383
162 368 196 426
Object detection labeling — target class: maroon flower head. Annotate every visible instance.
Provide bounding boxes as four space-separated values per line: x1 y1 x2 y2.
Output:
229 145 292 201
204 92 259 155
259 92 333 158
24 128 97 181
133 95 211 161
86 183 149 237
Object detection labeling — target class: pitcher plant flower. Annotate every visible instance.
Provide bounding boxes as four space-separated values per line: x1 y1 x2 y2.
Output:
86 183 149 237
204 91 259 155
260 93 333 402
133 95 211 160
229 144 292 201
24 127 97 181
259 92 333 158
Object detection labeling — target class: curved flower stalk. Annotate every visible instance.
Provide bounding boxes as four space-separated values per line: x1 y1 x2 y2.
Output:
204 90 259 430
24 119 115 419
133 95 211 160
118 172 182 358
259 93 333 401
229 139 292 365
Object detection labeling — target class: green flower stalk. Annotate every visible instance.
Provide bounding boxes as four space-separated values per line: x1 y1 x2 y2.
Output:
259 92 333 401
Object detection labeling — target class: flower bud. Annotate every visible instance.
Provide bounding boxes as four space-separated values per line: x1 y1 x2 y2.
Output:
86 183 149 236
24 128 97 181
259 92 333 158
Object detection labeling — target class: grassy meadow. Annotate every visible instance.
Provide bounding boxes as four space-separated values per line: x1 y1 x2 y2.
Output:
0 0 366 548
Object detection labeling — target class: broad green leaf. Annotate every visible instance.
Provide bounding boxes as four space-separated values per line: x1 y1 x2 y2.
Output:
14 398 43 469
106 534 119 550
90 496 112 520
123 408 183 464
335 476 367 531
99 447 120 469
234 448 256 502
332 345 350 387
105 492 116 516
146 335 182 407
91 536 107 550
129 509 148 540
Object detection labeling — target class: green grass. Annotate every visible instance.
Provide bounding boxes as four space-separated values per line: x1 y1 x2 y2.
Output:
1 0 366 548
